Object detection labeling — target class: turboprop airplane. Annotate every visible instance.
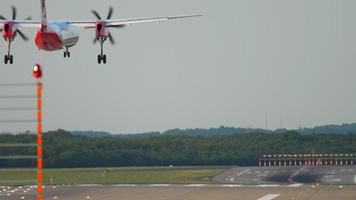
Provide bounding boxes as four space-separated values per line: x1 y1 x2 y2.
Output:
0 0 201 64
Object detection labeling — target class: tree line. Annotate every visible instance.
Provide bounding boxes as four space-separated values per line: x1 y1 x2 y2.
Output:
0 129 355 168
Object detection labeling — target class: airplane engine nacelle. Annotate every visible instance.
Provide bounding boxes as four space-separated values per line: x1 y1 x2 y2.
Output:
2 22 15 39
95 21 108 38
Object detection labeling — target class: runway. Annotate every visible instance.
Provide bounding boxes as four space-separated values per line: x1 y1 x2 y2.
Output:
214 166 356 185
1 184 356 200
1 166 356 199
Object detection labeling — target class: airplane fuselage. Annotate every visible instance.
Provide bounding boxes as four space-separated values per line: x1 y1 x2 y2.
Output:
0 0 200 64
35 21 79 51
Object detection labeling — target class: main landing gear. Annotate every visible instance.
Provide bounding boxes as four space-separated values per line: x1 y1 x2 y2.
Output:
98 54 106 64
4 54 13 64
4 42 13 64
97 37 107 64
63 48 71 58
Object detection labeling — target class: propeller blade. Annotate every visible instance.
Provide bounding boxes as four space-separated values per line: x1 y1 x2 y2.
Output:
93 38 98 44
108 33 115 45
107 7 114 20
11 6 17 20
91 10 102 20
16 30 29 41
25 16 32 20
0 15 6 20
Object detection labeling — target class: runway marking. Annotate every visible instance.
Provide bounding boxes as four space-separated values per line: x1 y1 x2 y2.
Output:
221 184 242 187
236 169 250 176
185 184 207 187
288 166 307 184
257 194 280 200
112 184 137 187
288 183 303 187
324 175 334 178
148 184 172 187
257 185 280 187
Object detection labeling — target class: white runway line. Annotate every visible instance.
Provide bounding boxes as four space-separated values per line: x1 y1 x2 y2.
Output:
288 183 303 187
112 184 137 187
236 169 250 176
220 184 242 187
185 184 207 187
257 194 280 200
148 184 172 187
257 185 280 187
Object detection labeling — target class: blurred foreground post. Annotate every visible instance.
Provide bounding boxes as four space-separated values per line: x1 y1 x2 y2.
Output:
33 64 43 200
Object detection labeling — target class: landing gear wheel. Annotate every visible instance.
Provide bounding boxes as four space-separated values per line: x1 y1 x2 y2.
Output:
97 55 102 64
64 49 71 58
4 55 8 64
9 55 13 64
103 55 107 64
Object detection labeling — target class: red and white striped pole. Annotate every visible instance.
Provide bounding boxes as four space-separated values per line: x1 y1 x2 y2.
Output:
33 64 43 200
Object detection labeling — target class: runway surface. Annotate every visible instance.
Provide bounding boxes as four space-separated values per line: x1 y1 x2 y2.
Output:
214 166 356 185
1 184 356 200
1 166 356 199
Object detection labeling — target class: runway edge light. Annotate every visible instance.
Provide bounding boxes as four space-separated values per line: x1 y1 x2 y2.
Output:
33 64 42 79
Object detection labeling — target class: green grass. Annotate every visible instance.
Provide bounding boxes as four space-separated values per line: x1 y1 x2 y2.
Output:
0 167 226 185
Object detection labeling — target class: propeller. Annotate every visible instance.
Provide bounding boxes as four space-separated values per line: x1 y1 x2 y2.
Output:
92 6 114 20
91 7 118 45
0 6 31 41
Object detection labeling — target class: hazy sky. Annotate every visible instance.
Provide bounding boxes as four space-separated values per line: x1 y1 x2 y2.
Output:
1 0 356 133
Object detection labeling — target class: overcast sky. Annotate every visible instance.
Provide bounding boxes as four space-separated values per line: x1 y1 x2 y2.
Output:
1 0 356 133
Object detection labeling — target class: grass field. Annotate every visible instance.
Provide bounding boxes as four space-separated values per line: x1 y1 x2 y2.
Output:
0 167 227 185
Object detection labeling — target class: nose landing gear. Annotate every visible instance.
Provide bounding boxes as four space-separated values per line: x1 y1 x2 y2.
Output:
97 37 107 64
4 42 14 64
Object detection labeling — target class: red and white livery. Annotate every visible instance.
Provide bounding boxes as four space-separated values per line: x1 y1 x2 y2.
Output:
0 0 201 64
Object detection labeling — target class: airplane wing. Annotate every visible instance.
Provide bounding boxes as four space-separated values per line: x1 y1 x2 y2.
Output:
68 14 202 28
0 20 41 28
0 14 201 28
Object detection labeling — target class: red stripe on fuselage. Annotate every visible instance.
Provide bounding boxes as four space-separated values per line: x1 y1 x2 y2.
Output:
35 30 62 51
